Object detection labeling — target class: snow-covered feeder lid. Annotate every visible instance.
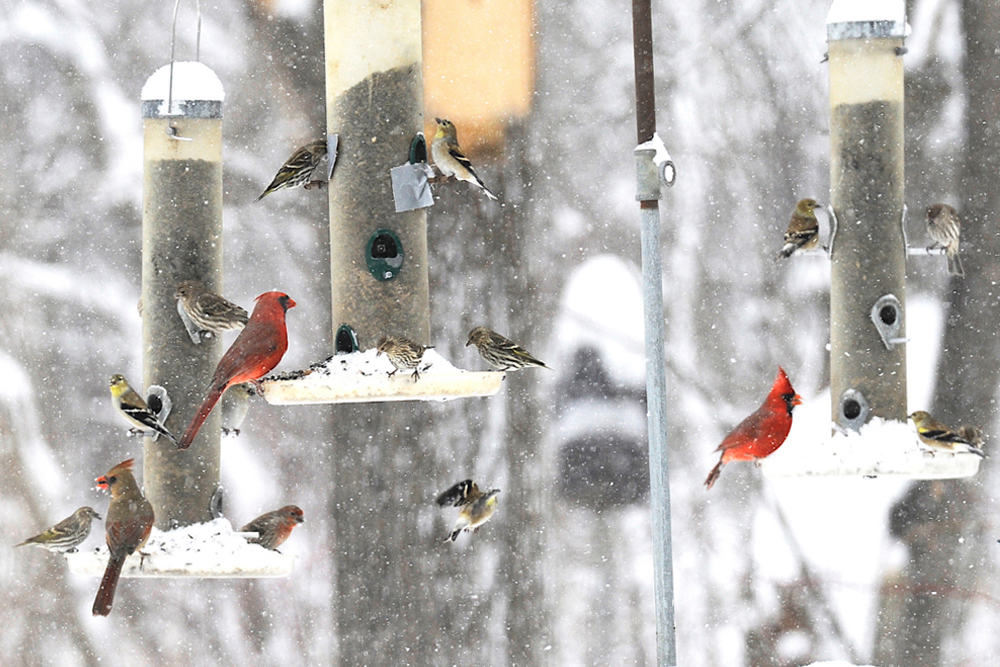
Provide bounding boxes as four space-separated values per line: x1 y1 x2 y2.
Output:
141 61 224 119
261 348 505 405
827 0 908 40
65 519 295 578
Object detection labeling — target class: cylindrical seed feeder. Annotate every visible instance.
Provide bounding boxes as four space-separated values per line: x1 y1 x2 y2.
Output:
140 61 224 528
828 0 907 431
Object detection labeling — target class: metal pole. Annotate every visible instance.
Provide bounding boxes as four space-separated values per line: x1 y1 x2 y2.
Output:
827 1 907 430
140 62 224 527
632 1 677 664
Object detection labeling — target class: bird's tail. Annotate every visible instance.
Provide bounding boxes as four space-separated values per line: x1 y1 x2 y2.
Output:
947 249 965 277
178 385 226 450
92 554 125 616
704 459 724 489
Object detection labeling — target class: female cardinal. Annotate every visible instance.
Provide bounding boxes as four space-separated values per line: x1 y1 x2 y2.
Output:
93 459 154 617
178 292 296 450
705 367 801 489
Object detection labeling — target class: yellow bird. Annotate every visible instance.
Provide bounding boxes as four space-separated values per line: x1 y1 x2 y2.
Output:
909 411 985 458
435 479 500 542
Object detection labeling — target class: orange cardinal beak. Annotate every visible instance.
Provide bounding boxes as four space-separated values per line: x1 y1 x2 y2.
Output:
791 393 803 407
95 475 110 491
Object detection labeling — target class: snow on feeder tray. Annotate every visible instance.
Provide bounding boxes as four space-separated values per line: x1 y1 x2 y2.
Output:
65 518 295 579
260 347 504 405
758 391 983 479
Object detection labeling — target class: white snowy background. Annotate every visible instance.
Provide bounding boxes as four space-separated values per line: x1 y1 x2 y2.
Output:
1 0 996 666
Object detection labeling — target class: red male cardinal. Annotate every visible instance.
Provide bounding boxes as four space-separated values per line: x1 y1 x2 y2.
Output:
705 366 802 489
178 291 296 450
92 459 154 617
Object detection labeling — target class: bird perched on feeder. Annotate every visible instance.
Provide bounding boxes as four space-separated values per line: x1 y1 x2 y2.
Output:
220 382 255 436
174 280 249 344
178 291 296 450
376 335 432 382
436 479 500 542
92 459 155 617
776 198 822 260
255 138 329 202
15 507 102 554
240 505 304 551
909 411 985 458
926 203 964 277
705 367 802 489
109 374 178 445
466 326 549 371
431 118 498 200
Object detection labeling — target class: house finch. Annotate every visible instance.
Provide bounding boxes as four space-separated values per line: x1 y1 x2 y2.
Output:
178 291 296 450
15 507 102 553
909 411 985 458
776 198 822 260
926 203 964 277
705 367 802 489
220 382 255 436
431 118 497 200
240 505 304 551
376 335 432 382
92 459 154 617
466 326 549 371
255 139 328 202
110 374 178 445
174 280 248 344
436 479 500 542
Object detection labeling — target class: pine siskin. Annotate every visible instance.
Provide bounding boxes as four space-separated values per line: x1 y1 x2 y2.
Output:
255 139 329 202
220 382 255 436
240 505 304 551
926 203 964 277
376 335 433 382
435 479 500 542
466 326 549 371
110 374 178 445
909 411 985 458
15 507 102 553
174 280 249 344
776 198 822 260
431 118 498 200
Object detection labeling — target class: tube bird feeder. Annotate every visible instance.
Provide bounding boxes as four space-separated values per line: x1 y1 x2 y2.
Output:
760 1 980 479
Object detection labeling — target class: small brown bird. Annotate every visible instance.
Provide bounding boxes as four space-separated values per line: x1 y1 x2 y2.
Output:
256 139 329 202
240 505 304 551
926 203 964 277
436 479 500 542
466 326 549 371
174 280 249 344
776 198 822 260
92 459 155 617
15 507 102 553
376 335 432 382
909 411 985 458
431 118 498 200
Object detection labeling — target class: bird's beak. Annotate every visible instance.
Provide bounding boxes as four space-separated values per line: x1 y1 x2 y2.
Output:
792 393 803 407
95 513 104 520
435 118 444 124
95 476 109 491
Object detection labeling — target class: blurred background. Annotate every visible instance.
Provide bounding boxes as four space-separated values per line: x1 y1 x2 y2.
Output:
1 0 998 665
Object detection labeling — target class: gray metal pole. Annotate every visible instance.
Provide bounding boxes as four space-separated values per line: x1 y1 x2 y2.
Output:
632 0 677 664
140 62 224 527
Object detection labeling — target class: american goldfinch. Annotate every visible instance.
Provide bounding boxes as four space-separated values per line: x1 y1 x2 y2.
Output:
431 118 498 200
15 507 102 553
93 459 154 617
926 203 964 277
175 280 249 344
109 374 178 445
255 139 328 202
466 326 549 371
435 479 500 542
220 382 255 436
240 505 304 551
706 367 801 489
909 411 985 458
776 198 822 260
376 335 432 382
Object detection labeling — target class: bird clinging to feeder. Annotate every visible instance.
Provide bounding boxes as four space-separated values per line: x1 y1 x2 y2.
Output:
436 479 500 542
255 139 329 203
431 118 498 200
776 198 822 260
174 280 249 344
926 203 964 277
